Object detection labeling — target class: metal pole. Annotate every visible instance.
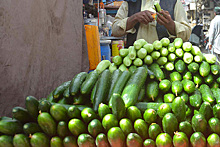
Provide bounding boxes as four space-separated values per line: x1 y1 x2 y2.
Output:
195 0 198 24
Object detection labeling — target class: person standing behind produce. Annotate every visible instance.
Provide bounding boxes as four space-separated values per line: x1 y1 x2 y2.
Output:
208 7 220 61
112 0 191 47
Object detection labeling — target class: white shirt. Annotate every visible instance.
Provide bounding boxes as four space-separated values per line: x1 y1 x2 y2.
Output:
209 15 220 54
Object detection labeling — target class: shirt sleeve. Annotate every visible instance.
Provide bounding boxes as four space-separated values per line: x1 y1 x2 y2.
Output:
209 19 215 45
112 2 136 37
171 0 192 42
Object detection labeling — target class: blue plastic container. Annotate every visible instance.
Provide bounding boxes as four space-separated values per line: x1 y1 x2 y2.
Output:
100 40 111 61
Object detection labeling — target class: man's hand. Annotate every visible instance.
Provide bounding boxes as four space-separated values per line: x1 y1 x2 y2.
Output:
126 10 154 31
157 10 176 36
209 44 212 50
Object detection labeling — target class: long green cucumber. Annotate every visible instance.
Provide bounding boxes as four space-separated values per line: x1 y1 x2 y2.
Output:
199 84 215 104
53 81 71 99
122 67 148 107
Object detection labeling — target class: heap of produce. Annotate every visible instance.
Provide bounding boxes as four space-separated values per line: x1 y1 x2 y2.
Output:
0 37 220 147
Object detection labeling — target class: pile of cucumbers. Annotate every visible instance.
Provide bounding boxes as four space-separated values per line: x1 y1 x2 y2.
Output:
1 37 220 147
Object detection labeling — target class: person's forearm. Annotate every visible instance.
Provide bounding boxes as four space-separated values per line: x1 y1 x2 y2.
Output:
165 21 176 36
126 14 139 31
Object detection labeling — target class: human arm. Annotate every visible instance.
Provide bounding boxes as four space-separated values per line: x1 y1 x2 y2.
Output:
156 0 191 41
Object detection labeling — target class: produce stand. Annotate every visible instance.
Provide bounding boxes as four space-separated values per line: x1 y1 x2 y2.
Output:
1 37 220 147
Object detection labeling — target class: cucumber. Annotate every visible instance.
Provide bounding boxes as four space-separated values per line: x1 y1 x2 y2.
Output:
179 91 189 103
23 123 42 135
13 134 31 147
69 72 88 96
211 64 220 75
143 65 155 79
154 2 162 12
67 105 81 119
128 46 136 60
199 61 211 77
174 38 183 48
0 135 13 147
175 48 184 58
183 71 192 80
135 102 172 112
112 56 122 66
170 71 182 82
156 57 167 66
50 104 68 122
207 133 220 147
25 96 39 120
98 103 111 120
81 70 99 95
211 87 220 104
95 60 111 74
183 52 193 64
153 40 162 50
109 70 131 108
173 132 189 147
123 55 132 67
30 132 50 147
73 94 88 105
162 113 178 136
148 123 162 140
95 133 110 147
50 136 63 147
137 48 147 59
164 93 175 103
53 81 71 99
38 99 51 113
144 55 153 65
188 62 199 73
57 121 71 138
171 80 183 96
119 118 134 136
182 42 192 51
63 136 78 147
156 133 173 147
168 53 176 62
129 65 137 73
199 101 213 121
209 117 220 135
182 79 195 94
68 119 86 136
200 84 215 104
190 132 206 147
149 63 165 81
179 121 193 137
143 139 156 147
134 119 148 139
107 127 125 147
58 97 72 105
143 109 157 124
193 74 203 88
192 114 207 134
111 94 126 120
146 81 159 101
12 107 33 123
102 114 118 131
133 58 143 66
143 43 154 54
93 69 111 111
126 106 142 123
88 119 103 138
126 133 143 147
37 112 56 136
161 37 170 46
194 55 203 63
175 59 186 73
137 84 146 102
134 39 147 50
164 62 174 71
119 49 129 57
160 47 169 57
77 134 96 147
189 88 202 108
211 81 219 89
47 91 55 102
204 73 214 85
213 104 220 119
157 103 172 118
90 80 98 104
151 51 160 60
122 67 148 107
81 107 97 124
191 45 201 55
109 63 117 73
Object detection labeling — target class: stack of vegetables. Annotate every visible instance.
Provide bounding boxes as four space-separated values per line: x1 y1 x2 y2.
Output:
0 37 220 147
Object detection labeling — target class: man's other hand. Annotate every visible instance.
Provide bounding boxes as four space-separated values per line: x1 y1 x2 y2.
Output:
135 10 154 25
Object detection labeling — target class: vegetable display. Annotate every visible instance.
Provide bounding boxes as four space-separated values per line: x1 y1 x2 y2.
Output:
1 38 220 147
